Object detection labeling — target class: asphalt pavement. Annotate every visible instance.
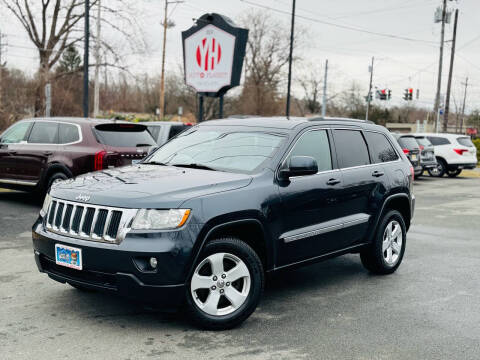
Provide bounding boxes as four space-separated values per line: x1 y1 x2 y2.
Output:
1 175 479 360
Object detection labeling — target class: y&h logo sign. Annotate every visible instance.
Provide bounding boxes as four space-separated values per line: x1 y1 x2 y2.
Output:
184 25 235 93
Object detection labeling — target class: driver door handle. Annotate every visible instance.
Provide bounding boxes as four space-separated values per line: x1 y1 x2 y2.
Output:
8 150 17 155
326 178 341 186
372 170 385 177
43 151 53 156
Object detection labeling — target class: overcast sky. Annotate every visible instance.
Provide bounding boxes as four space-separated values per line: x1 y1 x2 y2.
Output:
2 0 480 112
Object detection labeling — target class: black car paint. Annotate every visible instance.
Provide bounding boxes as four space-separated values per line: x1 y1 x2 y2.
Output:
32 119 414 308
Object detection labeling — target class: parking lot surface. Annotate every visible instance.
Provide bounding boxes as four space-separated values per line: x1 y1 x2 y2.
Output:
1 174 479 360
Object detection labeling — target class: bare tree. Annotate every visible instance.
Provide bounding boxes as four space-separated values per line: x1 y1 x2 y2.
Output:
1 0 143 115
238 10 304 115
298 64 323 115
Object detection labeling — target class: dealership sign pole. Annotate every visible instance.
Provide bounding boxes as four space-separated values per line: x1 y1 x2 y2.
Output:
182 14 248 122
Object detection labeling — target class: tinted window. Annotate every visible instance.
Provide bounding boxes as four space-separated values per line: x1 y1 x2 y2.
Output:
427 136 450 146
1 121 31 144
287 130 332 172
415 137 432 147
457 137 474 147
147 129 285 173
364 132 399 163
94 124 156 147
333 130 370 168
59 123 80 144
28 122 58 144
147 126 161 142
397 136 419 150
168 125 188 139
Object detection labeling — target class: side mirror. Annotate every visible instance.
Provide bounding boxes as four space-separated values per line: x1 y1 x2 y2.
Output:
279 156 318 179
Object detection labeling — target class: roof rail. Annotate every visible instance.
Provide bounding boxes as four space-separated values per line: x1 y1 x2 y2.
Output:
308 116 375 125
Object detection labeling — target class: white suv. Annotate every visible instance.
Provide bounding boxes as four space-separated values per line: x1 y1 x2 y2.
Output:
413 133 477 177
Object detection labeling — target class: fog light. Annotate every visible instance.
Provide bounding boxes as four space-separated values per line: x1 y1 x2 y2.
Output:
149 257 158 269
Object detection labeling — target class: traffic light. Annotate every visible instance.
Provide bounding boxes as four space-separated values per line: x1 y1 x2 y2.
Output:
365 92 373 102
388 89 392 100
408 88 413 101
380 89 387 100
403 89 409 101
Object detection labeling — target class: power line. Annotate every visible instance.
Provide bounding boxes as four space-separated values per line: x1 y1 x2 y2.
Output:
240 0 438 45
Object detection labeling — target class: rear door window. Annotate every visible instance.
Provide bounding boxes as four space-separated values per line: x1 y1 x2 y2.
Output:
457 137 474 147
364 131 399 163
333 129 370 168
59 124 80 144
427 136 450 146
28 122 59 144
94 124 156 147
397 136 419 150
287 129 332 172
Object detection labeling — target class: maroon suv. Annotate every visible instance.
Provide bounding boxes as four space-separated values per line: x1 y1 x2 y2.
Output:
0 117 156 193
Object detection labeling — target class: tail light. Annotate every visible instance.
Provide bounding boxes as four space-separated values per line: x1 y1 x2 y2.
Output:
403 148 410 154
453 148 467 155
94 150 107 170
419 145 424 151
410 165 414 181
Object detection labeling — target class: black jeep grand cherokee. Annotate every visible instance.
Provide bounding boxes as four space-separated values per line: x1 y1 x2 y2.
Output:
32 117 415 329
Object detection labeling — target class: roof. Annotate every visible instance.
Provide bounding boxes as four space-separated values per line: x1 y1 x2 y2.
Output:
199 116 379 130
19 117 113 125
145 121 191 126
413 132 470 138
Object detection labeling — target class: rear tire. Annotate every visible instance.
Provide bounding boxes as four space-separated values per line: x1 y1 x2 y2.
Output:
360 210 407 275
447 169 462 178
185 238 264 330
428 158 446 177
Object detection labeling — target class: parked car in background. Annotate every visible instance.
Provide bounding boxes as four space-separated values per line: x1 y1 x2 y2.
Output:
414 133 477 177
33 117 415 329
0 118 156 194
393 134 423 177
145 121 192 146
413 135 437 175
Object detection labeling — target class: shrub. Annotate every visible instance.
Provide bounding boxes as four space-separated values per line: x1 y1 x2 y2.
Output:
473 139 480 164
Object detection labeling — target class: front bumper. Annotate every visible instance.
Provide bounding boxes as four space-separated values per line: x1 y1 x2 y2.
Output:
32 218 203 308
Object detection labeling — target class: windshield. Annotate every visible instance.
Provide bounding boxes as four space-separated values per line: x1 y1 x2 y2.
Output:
398 136 419 150
94 124 156 147
145 128 285 173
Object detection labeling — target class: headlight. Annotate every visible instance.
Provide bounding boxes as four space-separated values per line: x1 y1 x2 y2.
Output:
131 209 191 230
40 193 52 217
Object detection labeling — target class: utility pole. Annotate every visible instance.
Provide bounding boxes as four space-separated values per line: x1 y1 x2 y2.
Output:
444 8 458 132
83 0 90 118
93 0 101 118
459 77 468 133
434 0 447 130
0 31 5 113
321 59 328 118
159 0 183 119
285 0 296 119
366 56 374 121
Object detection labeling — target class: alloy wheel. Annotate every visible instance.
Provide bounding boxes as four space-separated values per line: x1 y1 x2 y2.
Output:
382 220 403 266
190 252 251 316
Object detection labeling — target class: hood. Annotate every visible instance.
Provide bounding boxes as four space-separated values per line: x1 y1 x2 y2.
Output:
50 164 252 208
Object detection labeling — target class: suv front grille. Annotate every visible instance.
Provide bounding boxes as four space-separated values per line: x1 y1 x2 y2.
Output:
44 199 137 244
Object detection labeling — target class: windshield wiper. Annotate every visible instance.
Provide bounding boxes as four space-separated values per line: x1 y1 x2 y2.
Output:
143 161 168 166
170 163 218 171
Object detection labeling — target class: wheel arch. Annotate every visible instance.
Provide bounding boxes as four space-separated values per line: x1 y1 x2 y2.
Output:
369 194 411 242
186 217 271 281
39 162 73 189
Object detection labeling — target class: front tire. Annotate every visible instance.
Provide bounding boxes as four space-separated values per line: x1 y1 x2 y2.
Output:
185 238 264 330
360 210 407 275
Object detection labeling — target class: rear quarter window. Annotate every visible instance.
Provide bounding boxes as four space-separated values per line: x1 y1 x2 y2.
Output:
93 123 156 147
364 131 399 163
457 137 474 147
59 123 80 144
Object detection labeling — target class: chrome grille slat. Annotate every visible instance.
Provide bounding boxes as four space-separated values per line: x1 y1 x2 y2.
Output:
44 198 137 244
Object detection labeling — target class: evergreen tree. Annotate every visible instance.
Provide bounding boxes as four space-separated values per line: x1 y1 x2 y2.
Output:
57 45 82 74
